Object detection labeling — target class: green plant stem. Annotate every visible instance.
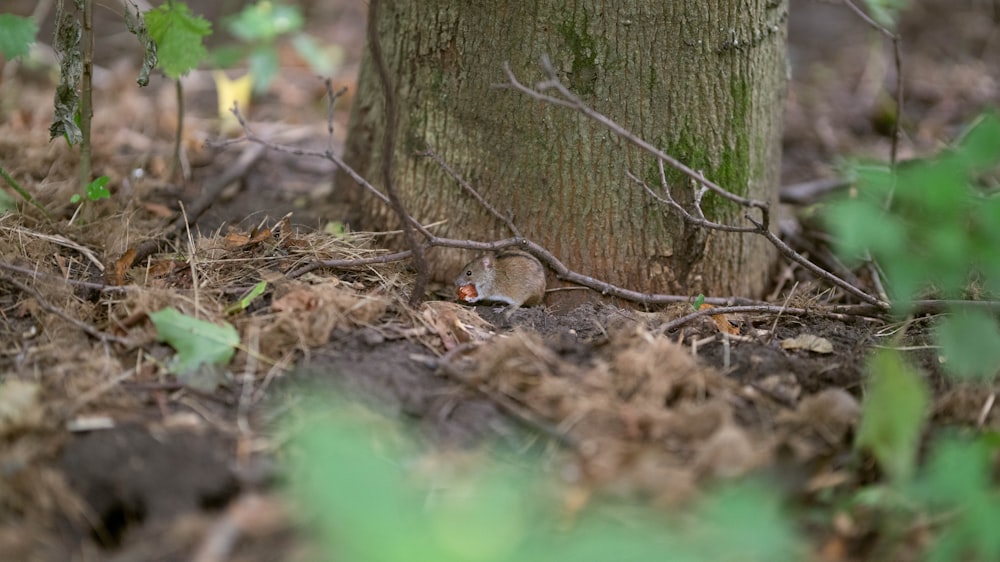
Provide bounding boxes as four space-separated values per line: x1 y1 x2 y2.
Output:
78 0 94 194
0 165 52 218
171 78 184 180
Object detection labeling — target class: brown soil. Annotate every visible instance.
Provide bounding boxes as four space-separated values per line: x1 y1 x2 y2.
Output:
1 1 998 561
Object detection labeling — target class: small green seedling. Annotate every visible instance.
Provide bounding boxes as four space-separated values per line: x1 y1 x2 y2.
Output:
70 175 110 204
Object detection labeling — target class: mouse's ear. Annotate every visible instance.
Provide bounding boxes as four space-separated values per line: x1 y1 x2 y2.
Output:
481 255 494 270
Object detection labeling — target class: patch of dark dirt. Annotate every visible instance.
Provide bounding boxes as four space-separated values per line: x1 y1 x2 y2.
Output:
59 424 237 549
296 337 523 447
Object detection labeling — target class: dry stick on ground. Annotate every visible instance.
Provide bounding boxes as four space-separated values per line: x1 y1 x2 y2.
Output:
500 56 888 310
367 0 430 306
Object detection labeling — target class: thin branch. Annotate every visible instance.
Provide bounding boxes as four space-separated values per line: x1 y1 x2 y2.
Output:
626 170 757 234
657 304 871 334
420 148 522 238
841 0 897 39
745 214 886 307
841 0 903 166
501 57 770 214
323 78 346 157
506 59 885 308
219 104 437 241
368 0 429 306
212 70 892 311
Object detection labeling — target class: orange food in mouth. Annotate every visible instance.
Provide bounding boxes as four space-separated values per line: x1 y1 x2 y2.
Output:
456 284 478 302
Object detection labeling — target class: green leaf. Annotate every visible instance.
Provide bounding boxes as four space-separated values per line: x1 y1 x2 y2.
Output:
248 46 279 92
955 112 1000 171
287 399 801 562
692 294 705 311
209 44 247 69
290 33 342 75
0 188 15 213
146 2 212 79
689 482 803 561
862 0 910 28
224 281 268 315
227 1 303 42
0 14 38 59
916 437 1000 562
149 307 239 374
935 310 1000 380
856 350 929 483
85 175 110 201
825 198 905 263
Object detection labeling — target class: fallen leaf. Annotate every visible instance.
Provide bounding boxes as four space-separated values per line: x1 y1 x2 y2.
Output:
272 288 320 313
214 70 253 129
698 303 740 335
108 248 137 285
149 307 240 375
140 201 174 217
224 232 251 249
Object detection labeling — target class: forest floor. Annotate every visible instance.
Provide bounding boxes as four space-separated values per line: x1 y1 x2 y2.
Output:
1 1 999 561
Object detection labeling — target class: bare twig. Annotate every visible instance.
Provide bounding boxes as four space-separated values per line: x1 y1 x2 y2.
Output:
658 303 867 334
745 213 885 306
219 105 437 241
841 0 903 167
610 119 884 306
627 169 756 234
420 148 522 237
500 57 770 216
323 78 346 157
367 0 429 306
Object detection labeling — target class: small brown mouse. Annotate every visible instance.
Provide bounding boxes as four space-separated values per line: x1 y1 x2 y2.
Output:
454 250 546 318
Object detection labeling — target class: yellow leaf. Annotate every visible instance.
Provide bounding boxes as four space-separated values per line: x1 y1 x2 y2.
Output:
213 70 254 129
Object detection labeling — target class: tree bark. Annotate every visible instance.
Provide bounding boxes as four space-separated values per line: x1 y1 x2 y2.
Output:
337 0 788 302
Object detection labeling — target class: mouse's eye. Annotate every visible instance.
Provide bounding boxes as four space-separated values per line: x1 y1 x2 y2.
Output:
465 270 472 277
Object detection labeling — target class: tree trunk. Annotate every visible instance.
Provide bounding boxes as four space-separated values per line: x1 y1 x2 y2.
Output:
337 1 787 303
